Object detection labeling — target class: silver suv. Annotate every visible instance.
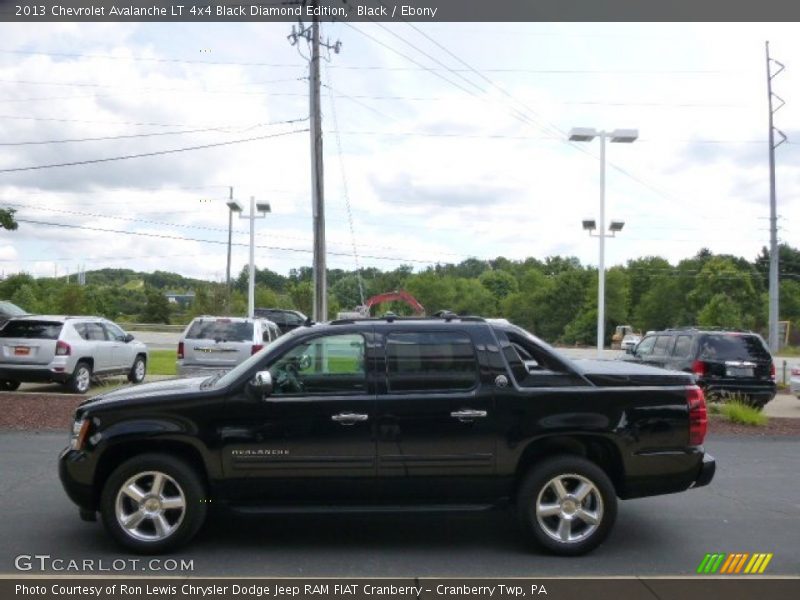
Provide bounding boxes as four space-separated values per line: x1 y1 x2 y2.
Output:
176 316 280 378
0 316 149 393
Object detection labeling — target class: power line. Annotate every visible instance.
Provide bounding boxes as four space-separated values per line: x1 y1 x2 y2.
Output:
13 218 455 265
0 124 309 173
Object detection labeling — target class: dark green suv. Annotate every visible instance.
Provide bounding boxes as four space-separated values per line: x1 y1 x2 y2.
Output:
626 327 776 408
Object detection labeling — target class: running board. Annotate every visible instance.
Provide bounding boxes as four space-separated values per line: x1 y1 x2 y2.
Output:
229 503 499 515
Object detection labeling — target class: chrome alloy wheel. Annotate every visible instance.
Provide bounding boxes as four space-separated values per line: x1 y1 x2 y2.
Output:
134 359 145 381
535 473 604 544
115 471 186 542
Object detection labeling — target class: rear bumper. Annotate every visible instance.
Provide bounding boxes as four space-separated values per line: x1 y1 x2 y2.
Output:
176 363 232 378
692 453 716 489
701 380 776 404
0 365 70 384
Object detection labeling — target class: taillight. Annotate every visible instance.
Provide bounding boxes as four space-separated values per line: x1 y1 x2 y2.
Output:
177 342 184 360
770 362 776 380
251 344 264 355
56 340 71 356
687 386 708 446
691 360 707 377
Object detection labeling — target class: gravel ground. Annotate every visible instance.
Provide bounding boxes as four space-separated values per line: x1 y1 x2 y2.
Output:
0 393 82 430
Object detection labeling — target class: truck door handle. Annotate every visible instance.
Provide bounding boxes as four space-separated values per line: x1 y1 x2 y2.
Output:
331 412 369 425
451 409 487 422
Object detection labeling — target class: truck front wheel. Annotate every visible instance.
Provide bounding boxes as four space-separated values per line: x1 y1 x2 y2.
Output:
517 455 617 556
100 454 207 554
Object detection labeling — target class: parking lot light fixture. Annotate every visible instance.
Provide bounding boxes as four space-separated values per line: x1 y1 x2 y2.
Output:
238 197 270 319
570 126 637 355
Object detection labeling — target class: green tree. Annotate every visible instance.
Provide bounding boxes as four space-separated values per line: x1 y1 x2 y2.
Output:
478 269 518 301
142 288 171 324
10 284 38 313
0 208 18 231
58 285 87 315
697 293 743 329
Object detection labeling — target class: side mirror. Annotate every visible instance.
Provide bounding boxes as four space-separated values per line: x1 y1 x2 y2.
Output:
124 333 135 343
626 346 635 355
249 370 273 398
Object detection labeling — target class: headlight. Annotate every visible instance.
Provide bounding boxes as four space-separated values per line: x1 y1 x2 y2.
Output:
70 418 91 451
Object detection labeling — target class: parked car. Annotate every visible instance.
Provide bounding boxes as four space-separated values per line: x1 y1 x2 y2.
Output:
625 327 776 408
790 367 800 398
253 308 307 334
0 316 148 393
176 316 280 378
620 333 641 352
60 314 713 556
0 300 28 328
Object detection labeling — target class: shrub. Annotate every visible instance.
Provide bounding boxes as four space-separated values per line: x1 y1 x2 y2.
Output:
719 399 768 427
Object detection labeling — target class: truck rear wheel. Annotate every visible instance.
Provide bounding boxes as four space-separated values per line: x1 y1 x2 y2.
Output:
517 455 617 556
100 453 207 554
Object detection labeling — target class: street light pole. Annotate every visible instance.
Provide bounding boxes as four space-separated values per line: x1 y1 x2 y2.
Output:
598 131 606 356
569 127 637 356
234 198 270 319
226 186 234 290
249 196 256 319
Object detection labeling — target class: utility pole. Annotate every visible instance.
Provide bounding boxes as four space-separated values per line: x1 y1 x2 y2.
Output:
766 41 787 352
289 3 341 322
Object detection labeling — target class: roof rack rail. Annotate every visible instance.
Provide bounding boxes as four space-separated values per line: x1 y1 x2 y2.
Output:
664 326 754 333
329 313 487 326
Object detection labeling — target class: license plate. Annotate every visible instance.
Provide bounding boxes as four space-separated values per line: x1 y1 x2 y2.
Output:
13 346 30 356
726 367 754 377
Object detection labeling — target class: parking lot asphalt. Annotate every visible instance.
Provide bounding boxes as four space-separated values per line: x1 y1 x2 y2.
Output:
0 432 797 577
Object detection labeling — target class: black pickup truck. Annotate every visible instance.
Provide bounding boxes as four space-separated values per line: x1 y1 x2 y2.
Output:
59 316 714 556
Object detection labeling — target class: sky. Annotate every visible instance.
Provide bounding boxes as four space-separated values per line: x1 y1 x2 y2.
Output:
0 21 798 283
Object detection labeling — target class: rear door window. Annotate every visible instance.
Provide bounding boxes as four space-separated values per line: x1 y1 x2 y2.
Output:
652 335 673 356
186 319 254 342
385 331 478 393
0 320 63 339
84 322 108 341
672 335 693 358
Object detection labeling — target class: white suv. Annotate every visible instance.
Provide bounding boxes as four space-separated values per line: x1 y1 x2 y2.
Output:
176 316 280 378
0 316 149 393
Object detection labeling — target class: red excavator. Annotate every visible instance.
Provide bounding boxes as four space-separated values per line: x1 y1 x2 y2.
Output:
337 290 425 319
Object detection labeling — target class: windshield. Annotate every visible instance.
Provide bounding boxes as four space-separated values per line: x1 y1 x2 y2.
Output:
209 326 307 388
0 302 27 317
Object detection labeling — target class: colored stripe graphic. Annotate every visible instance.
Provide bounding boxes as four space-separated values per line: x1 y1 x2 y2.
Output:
758 554 774 573
699 552 773 575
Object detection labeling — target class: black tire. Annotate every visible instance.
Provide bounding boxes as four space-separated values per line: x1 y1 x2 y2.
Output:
100 453 207 554
517 455 617 556
127 355 147 384
67 361 92 394
0 380 21 391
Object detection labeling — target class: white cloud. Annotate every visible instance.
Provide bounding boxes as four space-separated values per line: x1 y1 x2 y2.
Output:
1 21 799 282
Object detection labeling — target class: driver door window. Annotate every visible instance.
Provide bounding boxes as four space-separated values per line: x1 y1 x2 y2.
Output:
269 333 366 396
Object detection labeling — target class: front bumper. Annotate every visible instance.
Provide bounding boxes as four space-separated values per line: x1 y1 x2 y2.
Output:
693 453 716 489
58 447 96 511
